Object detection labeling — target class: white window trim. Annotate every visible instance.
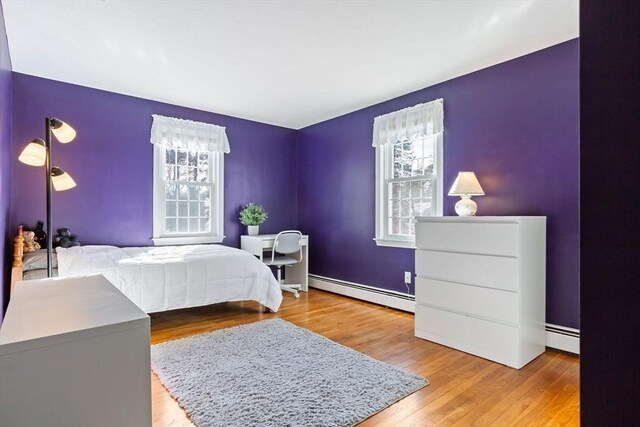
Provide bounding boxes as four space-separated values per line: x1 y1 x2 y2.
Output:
152 144 225 246
374 132 443 249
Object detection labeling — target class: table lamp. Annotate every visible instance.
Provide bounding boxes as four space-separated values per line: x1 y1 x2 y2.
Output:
448 171 485 216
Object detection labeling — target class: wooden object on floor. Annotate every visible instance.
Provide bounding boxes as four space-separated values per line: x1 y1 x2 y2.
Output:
10 225 24 296
414 216 546 369
0 275 151 427
150 289 579 426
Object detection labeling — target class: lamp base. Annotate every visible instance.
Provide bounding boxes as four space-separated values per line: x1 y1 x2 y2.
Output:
455 195 478 216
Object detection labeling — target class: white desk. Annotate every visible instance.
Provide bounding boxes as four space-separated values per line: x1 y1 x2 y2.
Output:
241 234 309 291
0 275 151 427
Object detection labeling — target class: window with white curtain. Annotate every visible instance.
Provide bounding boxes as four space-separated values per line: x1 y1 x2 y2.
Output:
150 114 230 245
373 99 444 248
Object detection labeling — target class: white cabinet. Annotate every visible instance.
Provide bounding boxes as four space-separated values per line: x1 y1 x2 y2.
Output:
0 275 151 427
414 216 546 369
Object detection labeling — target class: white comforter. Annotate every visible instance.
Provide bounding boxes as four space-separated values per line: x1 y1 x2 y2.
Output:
55 244 282 313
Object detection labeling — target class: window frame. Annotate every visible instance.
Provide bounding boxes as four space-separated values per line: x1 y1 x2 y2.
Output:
152 144 225 246
374 132 443 249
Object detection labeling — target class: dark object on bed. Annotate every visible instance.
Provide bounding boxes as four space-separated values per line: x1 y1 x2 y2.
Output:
33 221 47 247
53 227 81 248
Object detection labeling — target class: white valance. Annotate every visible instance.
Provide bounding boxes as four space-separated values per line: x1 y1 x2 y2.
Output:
372 98 443 147
150 114 230 154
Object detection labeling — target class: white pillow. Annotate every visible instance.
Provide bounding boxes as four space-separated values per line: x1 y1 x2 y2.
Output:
22 249 58 271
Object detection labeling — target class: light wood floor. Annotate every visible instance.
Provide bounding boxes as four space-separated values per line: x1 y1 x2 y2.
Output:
150 289 580 426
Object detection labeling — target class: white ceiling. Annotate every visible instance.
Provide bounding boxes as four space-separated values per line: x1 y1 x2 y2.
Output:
3 0 578 129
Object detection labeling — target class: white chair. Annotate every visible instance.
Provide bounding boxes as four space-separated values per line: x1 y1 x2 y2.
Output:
263 230 303 299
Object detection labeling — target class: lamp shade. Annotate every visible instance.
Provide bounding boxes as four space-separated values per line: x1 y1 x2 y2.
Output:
448 171 485 196
50 118 76 143
51 166 76 191
18 139 47 166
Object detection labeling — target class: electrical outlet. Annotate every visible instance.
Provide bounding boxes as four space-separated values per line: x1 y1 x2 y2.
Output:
404 271 412 284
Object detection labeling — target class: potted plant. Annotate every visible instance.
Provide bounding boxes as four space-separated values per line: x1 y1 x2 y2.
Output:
239 203 268 236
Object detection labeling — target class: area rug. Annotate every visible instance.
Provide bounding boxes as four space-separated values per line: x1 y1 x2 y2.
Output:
151 318 428 426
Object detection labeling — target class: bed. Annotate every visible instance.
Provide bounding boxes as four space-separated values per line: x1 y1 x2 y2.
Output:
10 227 283 313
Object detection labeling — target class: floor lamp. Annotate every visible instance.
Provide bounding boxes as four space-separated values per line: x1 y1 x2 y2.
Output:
18 118 77 277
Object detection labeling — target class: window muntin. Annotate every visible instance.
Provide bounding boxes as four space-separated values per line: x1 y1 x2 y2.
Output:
387 135 437 237
162 147 213 235
153 145 223 245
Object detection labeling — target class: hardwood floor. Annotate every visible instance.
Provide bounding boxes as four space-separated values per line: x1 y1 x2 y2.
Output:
150 289 580 426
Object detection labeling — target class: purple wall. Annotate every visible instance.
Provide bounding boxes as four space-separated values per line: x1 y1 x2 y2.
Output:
297 39 580 329
10 74 298 250
0 0 12 321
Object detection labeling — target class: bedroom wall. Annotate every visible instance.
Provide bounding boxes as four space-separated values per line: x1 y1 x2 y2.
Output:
0 0 12 321
296 39 580 329
10 74 298 250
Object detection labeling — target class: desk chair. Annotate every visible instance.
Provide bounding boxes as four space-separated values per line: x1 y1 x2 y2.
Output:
263 230 303 299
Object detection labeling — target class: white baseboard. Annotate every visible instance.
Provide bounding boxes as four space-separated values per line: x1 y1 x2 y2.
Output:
308 275 416 313
308 275 580 355
545 324 580 355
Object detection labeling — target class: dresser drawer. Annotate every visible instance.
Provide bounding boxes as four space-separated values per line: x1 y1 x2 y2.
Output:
415 277 519 325
415 304 519 367
415 250 519 292
415 221 519 257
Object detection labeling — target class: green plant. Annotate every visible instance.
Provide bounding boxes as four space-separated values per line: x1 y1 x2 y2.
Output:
239 203 268 226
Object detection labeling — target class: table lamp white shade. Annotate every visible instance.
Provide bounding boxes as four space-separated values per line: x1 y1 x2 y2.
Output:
448 171 485 196
448 171 484 216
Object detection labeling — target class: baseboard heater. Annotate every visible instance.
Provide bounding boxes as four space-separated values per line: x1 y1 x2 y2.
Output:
309 274 580 354
545 324 580 355
545 324 579 338
308 274 415 313
310 274 415 300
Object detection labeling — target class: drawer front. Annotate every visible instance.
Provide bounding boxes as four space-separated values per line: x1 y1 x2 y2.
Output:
415 277 519 325
415 250 519 292
415 304 519 367
415 221 519 257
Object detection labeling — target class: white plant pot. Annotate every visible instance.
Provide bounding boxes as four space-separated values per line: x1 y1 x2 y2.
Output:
247 225 259 236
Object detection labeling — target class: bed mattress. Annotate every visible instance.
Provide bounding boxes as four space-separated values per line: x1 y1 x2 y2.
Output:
55 244 282 313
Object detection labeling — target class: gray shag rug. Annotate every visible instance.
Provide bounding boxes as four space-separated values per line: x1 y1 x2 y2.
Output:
151 318 428 427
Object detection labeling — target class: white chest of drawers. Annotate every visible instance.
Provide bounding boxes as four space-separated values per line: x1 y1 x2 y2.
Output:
0 275 151 427
414 216 546 368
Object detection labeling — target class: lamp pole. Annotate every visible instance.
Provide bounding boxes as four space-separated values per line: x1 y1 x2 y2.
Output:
45 117 53 277
18 117 77 277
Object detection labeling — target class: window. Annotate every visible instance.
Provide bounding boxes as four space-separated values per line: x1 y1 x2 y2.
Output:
150 115 229 245
373 99 443 248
